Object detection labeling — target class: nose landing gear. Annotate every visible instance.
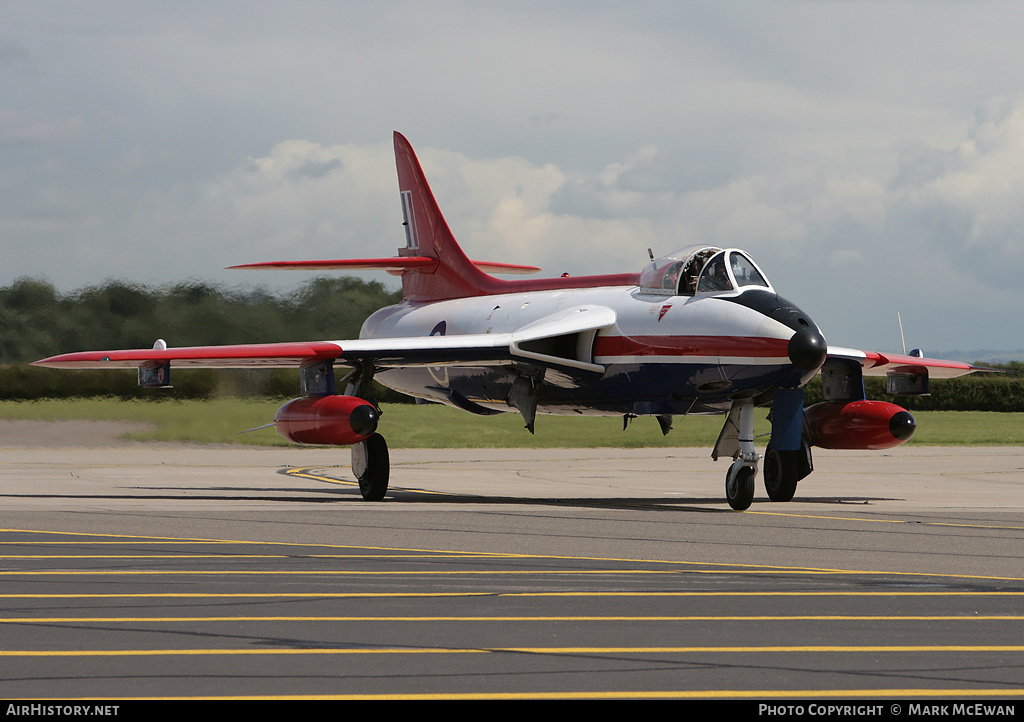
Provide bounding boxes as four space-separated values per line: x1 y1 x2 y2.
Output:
722 399 760 511
725 460 757 510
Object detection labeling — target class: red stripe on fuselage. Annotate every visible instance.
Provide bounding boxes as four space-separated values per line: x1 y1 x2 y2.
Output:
593 335 790 359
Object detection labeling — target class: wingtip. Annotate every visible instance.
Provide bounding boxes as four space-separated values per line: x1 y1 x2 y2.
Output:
971 363 1015 374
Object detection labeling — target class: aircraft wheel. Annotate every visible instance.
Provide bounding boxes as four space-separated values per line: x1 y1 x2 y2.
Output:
763 444 798 502
725 462 755 511
352 433 390 501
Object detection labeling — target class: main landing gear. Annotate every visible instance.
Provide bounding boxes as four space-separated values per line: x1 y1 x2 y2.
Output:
763 444 799 502
351 433 390 501
343 362 391 501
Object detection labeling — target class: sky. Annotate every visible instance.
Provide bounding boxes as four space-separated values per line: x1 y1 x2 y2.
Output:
4 1 1024 358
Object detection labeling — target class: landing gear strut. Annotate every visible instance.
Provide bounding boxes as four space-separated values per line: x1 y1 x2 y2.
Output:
352 433 390 500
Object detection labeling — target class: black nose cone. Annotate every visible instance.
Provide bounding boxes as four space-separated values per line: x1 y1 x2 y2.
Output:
350 404 380 437
788 327 828 371
889 410 916 442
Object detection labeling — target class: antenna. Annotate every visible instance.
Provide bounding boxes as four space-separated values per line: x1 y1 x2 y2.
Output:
897 312 907 355
647 248 654 261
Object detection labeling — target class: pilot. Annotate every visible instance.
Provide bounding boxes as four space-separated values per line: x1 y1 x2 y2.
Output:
701 255 732 292
680 249 716 296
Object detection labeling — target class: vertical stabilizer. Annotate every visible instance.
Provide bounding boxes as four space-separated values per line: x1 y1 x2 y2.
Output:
394 132 495 302
230 134 640 297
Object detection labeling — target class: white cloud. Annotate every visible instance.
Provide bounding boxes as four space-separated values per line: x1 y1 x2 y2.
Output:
897 98 1024 287
6 3 1024 354
0 110 83 145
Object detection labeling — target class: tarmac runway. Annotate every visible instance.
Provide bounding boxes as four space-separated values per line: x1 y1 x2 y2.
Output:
0 430 1022 700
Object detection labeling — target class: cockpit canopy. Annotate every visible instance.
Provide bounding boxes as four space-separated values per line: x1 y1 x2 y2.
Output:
638 244 772 297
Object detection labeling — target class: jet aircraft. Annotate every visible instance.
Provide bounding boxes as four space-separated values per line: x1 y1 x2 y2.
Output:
34 133 987 510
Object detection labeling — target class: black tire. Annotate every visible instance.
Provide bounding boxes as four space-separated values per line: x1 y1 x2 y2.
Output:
352 433 390 501
763 444 799 502
726 463 755 511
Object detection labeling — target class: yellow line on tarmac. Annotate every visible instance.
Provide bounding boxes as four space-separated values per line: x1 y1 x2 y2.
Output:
0 553 518 561
0 569 678 576
745 509 1024 530
0 590 1022 599
0 528 237 542
0 529 521 555
283 467 445 495
2 645 1023 657
0 592 494 599
2 568 1022 584
0 554 509 559
2 527 1022 582
1 614 1022 623
0 554 284 559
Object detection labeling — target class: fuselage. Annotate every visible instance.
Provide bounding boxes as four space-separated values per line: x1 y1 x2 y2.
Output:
360 282 824 418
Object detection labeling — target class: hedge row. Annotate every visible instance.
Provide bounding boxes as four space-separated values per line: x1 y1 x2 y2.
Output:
0 365 412 404
802 365 1024 412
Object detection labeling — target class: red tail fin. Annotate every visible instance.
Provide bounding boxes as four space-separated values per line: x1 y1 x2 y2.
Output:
231 134 639 298
393 132 499 302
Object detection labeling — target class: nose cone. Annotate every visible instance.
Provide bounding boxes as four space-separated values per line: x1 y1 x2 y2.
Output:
349 404 380 437
889 410 916 442
718 290 828 372
788 327 828 371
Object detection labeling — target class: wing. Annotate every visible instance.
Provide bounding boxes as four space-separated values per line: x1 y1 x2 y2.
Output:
826 346 994 379
33 305 616 376
32 341 345 369
30 338 515 370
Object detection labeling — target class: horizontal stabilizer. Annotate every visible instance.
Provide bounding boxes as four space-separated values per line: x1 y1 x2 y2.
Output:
229 258 541 275
228 257 436 272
